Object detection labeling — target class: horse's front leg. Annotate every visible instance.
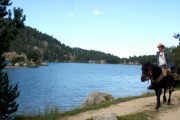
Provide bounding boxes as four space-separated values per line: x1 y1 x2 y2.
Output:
167 88 173 105
155 89 162 110
163 88 167 102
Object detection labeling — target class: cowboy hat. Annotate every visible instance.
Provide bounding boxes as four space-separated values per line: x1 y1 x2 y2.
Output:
157 43 165 49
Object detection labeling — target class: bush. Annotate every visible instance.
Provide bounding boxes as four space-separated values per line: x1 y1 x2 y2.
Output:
12 56 25 64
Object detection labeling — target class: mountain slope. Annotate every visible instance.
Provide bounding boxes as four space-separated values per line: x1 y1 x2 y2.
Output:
8 26 121 63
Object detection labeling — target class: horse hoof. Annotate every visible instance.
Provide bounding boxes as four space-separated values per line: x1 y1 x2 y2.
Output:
167 102 171 105
155 108 160 111
155 106 160 111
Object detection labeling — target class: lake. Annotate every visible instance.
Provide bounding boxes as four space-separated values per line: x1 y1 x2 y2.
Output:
7 63 149 115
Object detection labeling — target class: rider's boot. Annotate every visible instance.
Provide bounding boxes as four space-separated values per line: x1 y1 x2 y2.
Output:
147 84 153 90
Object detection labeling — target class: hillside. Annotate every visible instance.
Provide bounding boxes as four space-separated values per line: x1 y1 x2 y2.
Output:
7 26 121 64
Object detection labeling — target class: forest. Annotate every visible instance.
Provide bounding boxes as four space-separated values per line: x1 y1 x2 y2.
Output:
3 26 180 65
6 26 121 64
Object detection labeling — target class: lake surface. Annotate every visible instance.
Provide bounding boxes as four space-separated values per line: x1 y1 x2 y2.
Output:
7 63 149 115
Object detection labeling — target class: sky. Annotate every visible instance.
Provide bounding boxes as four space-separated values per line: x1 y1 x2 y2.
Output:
12 0 180 58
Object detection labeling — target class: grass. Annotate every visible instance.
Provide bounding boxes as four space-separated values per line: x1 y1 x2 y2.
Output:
117 112 153 120
86 112 152 120
15 113 59 120
15 107 60 120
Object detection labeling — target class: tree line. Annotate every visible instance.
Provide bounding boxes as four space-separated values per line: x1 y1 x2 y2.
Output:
6 26 180 65
123 45 180 66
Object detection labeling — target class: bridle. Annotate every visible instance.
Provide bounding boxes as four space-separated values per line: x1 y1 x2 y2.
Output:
142 66 153 80
142 65 164 83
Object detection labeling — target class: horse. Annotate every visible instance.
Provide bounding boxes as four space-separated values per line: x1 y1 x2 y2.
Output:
141 62 175 110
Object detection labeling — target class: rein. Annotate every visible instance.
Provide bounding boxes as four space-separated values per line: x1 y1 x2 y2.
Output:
149 66 164 83
146 65 164 83
151 73 163 83
148 66 152 76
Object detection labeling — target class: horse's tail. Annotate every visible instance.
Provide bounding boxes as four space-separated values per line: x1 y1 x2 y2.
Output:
171 73 180 88
165 75 175 91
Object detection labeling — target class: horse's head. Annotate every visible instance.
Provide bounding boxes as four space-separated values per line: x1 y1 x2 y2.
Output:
141 62 152 82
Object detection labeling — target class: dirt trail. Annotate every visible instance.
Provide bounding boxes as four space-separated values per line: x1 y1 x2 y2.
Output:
59 91 180 120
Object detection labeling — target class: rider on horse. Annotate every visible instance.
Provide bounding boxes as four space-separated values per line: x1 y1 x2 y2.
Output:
148 43 173 90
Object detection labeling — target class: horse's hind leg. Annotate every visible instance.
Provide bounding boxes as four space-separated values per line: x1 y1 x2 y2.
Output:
163 89 167 102
167 76 174 105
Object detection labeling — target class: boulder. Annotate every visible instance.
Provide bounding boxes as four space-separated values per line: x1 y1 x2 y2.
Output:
14 63 20 67
81 91 113 107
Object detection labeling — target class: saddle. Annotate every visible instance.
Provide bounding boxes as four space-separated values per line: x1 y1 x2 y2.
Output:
162 68 180 81
161 68 171 77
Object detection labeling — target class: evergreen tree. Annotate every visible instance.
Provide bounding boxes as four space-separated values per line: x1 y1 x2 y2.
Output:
0 0 25 119
172 46 180 66
173 33 180 46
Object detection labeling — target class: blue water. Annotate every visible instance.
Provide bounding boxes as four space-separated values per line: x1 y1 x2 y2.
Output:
6 63 148 115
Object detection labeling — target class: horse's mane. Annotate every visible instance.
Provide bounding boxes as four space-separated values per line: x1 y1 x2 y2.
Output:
150 64 163 81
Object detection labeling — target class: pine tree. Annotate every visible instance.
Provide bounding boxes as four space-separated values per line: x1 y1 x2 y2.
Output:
173 33 180 46
0 0 25 119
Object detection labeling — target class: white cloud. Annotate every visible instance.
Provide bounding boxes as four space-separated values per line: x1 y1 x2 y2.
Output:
92 10 102 16
68 12 76 17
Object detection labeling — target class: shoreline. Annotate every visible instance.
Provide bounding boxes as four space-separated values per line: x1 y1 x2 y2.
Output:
5 65 16 68
5 64 48 68
15 88 180 120
5 62 140 69
15 91 155 119
59 90 180 120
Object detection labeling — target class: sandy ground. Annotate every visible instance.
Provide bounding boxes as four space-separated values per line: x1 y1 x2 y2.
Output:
59 91 180 120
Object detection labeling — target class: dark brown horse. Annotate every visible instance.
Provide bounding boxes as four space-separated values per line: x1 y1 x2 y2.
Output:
141 62 175 110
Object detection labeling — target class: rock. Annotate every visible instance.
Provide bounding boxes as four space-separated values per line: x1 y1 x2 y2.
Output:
81 91 113 107
93 113 117 120
14 63 20 67
41 62 48 66
23 63 27 66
